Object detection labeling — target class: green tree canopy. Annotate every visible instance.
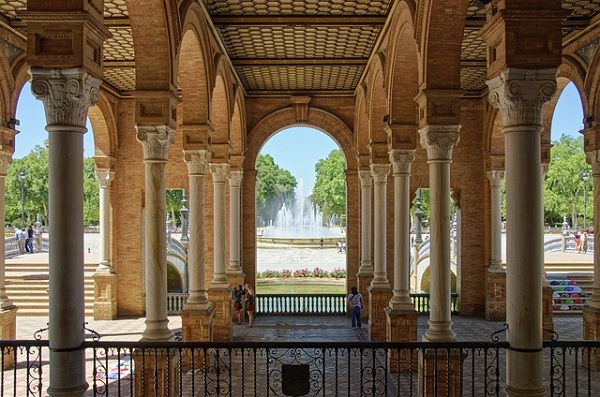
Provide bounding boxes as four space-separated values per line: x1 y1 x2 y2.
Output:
256 154 297 226
544 134 591 228
312 149 346 225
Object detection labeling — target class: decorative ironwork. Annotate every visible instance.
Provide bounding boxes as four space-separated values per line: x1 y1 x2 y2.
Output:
33 323 49 340
490 323 508 342
84 322 101 341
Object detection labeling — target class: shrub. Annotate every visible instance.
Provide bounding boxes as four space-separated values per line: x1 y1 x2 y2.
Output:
330 267 346 279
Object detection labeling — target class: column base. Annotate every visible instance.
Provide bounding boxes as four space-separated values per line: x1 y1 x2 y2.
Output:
504 384 545 397
0 306 18 370
93 272 118 320
181 307 215 370
419 348 467 397
542 283 554 341
423 320 455 342
133 348 179 397
485 268 506 321
583 306 600 370
368 286 392 341
357 272 373 320
208 287 232 341
385 308 418 372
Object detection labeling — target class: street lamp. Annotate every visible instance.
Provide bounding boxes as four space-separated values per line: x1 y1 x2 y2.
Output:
582 170 589 230
414 189 424 245
180 189 189 244
18 170 26 228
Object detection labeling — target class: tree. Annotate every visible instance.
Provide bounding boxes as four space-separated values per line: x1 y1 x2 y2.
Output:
83 157 99 226
544 134 591 228
256 154 297 226
312 149 346 226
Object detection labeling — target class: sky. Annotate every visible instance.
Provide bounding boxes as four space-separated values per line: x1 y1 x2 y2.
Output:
14 82 584 196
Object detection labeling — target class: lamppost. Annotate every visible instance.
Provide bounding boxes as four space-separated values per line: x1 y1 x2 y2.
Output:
180 189 189 244
414 189 424 245
19 170 26 228
582 170 589 231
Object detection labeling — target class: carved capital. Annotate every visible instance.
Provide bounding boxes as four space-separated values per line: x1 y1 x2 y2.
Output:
183 150 210 175
0 151 11 175
95 170 114 188
587 150 600 177
370 164 390 183
358 170 373 187
210 163 229 183
389 149 415 175
228 171 243 188
487 68 557 128
487 170 505 188
419 125 460 161
136 125 175 161
29 68 101 129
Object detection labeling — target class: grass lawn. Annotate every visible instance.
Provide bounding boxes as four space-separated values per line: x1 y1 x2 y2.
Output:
257 278 346 294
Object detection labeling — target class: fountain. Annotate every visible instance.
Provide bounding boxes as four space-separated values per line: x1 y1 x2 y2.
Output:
260 181 344 241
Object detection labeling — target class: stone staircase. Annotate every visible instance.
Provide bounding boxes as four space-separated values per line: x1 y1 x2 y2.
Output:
5 262 96 316
545 263 594 314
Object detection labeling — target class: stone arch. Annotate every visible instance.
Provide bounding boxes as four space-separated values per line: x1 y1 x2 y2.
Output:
245 107 356 171
366 54 389 162
354 85 370 168
178 8 211 129
88 93 118 158
581 48 600 124
386 2 418 128
126 0 175 90
415 0 467 89
210 67 231 162
0 53 14 124
230 89 245 170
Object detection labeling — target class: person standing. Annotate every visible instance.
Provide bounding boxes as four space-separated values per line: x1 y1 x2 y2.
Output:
244 284 256 328
582 231 589 254
19 228 28 253
232 284 244 325
27 224 34 253
347 286 363 329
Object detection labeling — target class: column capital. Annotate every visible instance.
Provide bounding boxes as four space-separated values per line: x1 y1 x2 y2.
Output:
29 68 101 130
389 149 415 175
370 163 390 183
210 163 229 183
358 170 373 187
0 152 11 175
487 68 558 127
183 149 210 175
419 125 460 161
136 125 175 161
586 150 600 176
95 170 114 188
228 170 243 187
487 170 505 187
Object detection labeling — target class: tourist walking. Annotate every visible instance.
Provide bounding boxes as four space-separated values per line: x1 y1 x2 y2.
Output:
19 228 28 253
582 231 589 254
347 286 363 329
244 284 256 328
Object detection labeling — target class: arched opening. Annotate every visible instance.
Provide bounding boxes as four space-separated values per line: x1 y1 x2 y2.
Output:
254 126 347 297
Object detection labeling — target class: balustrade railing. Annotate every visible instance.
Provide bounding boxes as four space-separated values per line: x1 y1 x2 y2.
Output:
167 292 459 315
1 338 598 396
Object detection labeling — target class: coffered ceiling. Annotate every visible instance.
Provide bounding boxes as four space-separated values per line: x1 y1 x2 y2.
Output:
0 1 599 97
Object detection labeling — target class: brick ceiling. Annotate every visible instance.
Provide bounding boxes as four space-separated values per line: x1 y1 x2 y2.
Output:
0 0 599 97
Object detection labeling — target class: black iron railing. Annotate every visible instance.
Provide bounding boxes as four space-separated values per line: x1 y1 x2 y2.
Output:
411 293 460 315
1 339 599 396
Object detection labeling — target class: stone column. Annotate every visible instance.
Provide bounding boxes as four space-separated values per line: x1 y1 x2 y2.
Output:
92 170 117 320
486 170 506 321
136 125 175 341
0 151 17 370
227 171 244 284
385 149 418 370
357 170 373 318
368 164 392 341
30 67 101 396
209 162 231 341
583 149 600 368
487 68 557 397
419 125 460 342
181 150 214 364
